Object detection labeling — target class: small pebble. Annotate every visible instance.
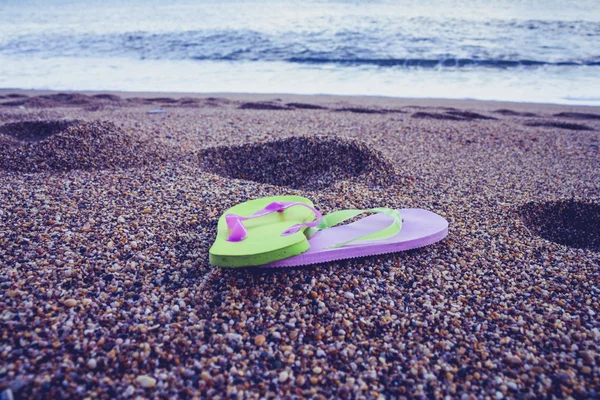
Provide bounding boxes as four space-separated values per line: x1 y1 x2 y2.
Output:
200 371 212 383
581 366 592 374
123 386 135 397
135 375 156 388
505 355 522 365
183 369 194 378
278 371 289 383
64 299 78 308
225 333 242 343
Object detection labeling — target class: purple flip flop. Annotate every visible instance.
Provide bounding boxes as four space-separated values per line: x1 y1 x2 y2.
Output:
263 208 448 268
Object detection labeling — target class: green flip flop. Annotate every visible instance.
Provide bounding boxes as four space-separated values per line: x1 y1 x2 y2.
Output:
209 195 321 267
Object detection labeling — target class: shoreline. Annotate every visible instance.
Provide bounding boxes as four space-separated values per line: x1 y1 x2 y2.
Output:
2 88 600 112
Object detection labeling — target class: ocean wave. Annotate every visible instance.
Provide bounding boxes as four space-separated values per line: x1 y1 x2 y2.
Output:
286 58 600 68
1 20 599 69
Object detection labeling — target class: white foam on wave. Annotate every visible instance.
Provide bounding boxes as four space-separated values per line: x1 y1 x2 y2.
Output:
2 56 600 106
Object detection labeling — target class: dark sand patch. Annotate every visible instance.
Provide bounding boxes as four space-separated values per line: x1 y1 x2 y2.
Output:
493 109 538 117
5 93 29 99
446 110 497 120
144 97 180 103
0 120 77 142
411 111 466 121
286 102 328 110
126 97 177 105
157 98 202 108
178 97 202 105
335 107 388 114
524 121 593 131
334 107 405 114
0 120 162 172
239 102 291 110
199 97 231 107
521 200 600 251
205 97 231 103
0 93 94 107
197 136 401 190
162 97 230 108
553 112 600 120
91 94 122 101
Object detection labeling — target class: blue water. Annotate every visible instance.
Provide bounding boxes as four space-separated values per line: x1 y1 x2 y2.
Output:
1 0 600 104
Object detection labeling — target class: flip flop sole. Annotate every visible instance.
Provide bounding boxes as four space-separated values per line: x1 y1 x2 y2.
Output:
262 208 448 267
209 195 316 267
209 240 310 267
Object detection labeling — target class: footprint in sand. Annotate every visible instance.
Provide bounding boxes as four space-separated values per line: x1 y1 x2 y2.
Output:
0 120 75 142
444 110 497 120
524 121 594 131
520 199 600 251
0 119 162 172
238 102 291 110
553 112 600 120
285 102 328 110
196 136 403 190
334 107 404 114
411 111 467 121
411 110 496 121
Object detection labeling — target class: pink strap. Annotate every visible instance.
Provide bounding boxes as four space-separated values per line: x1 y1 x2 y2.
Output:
225 201 322 242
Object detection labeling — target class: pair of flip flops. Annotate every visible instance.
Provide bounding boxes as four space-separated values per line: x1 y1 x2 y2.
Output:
209 196 448 268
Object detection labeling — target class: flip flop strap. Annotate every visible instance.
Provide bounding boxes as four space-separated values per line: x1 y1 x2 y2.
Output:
306 207 402 249
225 201 322 242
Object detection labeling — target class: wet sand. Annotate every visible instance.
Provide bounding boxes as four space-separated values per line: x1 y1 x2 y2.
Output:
0 90 599 398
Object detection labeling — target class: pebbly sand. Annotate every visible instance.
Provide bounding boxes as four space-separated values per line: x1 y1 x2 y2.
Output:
0 90 599 399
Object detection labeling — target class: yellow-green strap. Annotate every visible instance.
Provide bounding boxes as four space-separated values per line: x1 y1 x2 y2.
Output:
306 208 402 248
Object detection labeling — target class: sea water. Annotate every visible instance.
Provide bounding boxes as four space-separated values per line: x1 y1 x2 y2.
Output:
1 0 599 105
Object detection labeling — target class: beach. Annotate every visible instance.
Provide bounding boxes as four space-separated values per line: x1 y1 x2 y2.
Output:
0 90 599 398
